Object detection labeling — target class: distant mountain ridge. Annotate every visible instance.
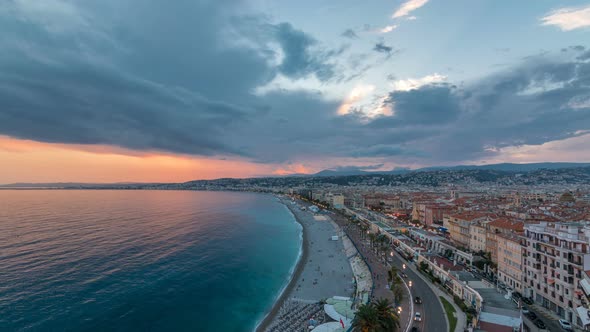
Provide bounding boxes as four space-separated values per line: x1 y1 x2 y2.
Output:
2 162 590 187
310 162 590 177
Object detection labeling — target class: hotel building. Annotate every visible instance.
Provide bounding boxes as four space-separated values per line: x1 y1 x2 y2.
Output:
523 221 590 327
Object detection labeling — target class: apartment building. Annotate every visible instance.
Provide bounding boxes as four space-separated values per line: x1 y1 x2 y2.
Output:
425 204 454 227
328 193 345 209
469 221 488 252
486 218 524 264
497 233 524 293
443 212 488 249
523 221 590 327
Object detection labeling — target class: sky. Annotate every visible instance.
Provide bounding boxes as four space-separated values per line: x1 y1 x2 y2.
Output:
1 0 590 183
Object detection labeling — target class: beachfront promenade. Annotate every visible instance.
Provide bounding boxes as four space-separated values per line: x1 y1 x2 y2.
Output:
332 214 413 332
258 197 414 332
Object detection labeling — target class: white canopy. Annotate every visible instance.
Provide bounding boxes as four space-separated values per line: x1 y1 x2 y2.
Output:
312 322 345 332
324 304 352 328
576 306 590 326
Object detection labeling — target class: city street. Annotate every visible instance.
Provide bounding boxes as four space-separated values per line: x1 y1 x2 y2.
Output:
388 251 448 332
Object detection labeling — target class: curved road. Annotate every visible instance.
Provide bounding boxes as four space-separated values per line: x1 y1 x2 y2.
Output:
327 206 445 332
389 252 447 332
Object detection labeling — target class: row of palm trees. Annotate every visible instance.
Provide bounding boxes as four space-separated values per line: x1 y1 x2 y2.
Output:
388 266 405 306
351 298 400 332
345 215 403 331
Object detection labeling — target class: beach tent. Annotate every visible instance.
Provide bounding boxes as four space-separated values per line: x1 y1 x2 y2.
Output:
312 322 345 332
324 297 354 327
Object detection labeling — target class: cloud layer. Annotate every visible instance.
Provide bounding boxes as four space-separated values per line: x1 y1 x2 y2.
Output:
0 0 589 172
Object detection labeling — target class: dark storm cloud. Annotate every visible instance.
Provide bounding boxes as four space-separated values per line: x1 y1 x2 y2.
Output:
229 16 342 82
373 42 393 54
1 0 590 167
350 145 428 158
273 22 335 81
0 0 336 157
0 62 250 156
370 84 461 128
577 50 590 61
371 58 590 162
341 29 358 39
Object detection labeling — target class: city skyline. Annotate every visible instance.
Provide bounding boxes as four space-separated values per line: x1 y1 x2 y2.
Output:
1 0 590 183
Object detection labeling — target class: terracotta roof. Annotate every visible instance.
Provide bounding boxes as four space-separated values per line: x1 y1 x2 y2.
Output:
488 218 524 232
447 212 488 221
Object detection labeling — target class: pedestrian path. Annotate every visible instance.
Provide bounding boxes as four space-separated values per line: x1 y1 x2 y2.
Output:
333 216 413 332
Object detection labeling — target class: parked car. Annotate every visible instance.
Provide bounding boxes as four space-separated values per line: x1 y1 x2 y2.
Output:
521 306 529 315
534 319 546 329
415 296 422 304
559 319 573 331
527 312 537 320
523 297 534 305
414 312 422 322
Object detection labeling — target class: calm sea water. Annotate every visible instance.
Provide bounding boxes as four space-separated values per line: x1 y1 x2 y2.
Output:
0 190 301 332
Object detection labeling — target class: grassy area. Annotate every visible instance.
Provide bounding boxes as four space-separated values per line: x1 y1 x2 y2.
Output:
440 296 457 332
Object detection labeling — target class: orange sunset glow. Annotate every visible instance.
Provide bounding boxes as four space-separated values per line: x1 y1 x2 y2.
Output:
0 136 289 183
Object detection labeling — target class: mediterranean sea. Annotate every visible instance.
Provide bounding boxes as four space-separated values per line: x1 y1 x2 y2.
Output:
0 190 301 332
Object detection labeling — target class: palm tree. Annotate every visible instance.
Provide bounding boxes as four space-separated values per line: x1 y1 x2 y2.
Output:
368 233 377 248
373 298 400 332
388 266 399 283
392 284 404 305
351 303 379 332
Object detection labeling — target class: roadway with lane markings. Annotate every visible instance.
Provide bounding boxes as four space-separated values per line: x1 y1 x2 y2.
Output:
389 252 447 332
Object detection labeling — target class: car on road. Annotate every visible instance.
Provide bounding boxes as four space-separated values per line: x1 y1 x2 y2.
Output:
527 312 537 320
414 312 422 322
534 319 546 329
400 273 408 278
415 296 422 304
559 319 573 331
410 327 419 332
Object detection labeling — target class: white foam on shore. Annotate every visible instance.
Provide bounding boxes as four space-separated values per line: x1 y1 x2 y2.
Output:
252 198 304 332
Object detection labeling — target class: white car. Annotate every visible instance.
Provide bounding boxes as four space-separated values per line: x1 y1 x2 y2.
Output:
559 319 573 331
414 312 422 321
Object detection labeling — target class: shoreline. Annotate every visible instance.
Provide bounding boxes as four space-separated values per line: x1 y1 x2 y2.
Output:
255 197 309 332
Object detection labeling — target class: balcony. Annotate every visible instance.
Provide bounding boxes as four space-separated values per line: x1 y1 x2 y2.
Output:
568 257 583 266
